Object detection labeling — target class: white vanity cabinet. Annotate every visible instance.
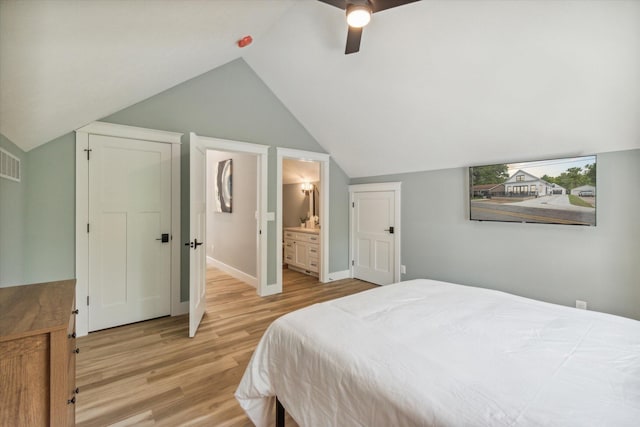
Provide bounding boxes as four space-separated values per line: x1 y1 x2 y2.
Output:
284 228 320 276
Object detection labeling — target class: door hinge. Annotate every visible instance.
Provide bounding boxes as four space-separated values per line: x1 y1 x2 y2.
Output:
259 229 262 235
86 296 89 306
84 148 92 160
352 202 355 208
87 223 90 233
352 260 354 266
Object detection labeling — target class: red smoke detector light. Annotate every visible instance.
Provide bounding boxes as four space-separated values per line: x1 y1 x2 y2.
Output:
237 35 253 48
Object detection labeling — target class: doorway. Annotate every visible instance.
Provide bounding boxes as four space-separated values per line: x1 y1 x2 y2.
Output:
348 182 402 285
205 150 258 287
188 133 269 337
276 148 330 291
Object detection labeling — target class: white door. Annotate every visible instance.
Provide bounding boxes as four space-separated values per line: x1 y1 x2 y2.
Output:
352 191 395 285
189 135 207 337
88 135 171 331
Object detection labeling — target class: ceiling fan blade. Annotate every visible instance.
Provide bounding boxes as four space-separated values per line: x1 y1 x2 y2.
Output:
345 26 363 54
370 0 420 13
318 0 347 10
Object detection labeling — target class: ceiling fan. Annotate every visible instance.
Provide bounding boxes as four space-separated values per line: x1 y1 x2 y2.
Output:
318 0 420 54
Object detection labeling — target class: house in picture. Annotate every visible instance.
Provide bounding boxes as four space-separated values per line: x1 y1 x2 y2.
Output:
0 0 638 425
504 170 553 197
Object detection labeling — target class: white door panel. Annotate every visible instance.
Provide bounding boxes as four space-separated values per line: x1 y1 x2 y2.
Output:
353 191 395 285
189 135 207 338
88 135 171 331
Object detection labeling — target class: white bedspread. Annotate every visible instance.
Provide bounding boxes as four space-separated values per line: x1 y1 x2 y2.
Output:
235 279 640 426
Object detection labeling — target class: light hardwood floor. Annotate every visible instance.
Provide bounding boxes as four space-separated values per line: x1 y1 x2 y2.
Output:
75 268 375 426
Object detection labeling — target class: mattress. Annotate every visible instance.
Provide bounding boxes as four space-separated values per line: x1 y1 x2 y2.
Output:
235 279 640 426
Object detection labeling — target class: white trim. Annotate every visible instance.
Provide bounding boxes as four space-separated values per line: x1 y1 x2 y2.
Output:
327 270 351 281
261 284 283 297
348 182 402 284
75 132 89 337
170 142 182 316
76 121 182 144
348 182 402 193
207 256 257 288
75 122 183 337
173 301 189 316
276 148 330 293
190 133 269 297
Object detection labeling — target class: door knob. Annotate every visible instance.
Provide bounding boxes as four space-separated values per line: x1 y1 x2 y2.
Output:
156 233 170 243
384 226 395 234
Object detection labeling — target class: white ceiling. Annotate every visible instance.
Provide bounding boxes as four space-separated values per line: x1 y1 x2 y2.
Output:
0 0 296 151
1 0 639 178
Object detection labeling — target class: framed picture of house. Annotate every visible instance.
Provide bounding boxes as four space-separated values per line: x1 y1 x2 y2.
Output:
214 159 232 213
469 155 596 226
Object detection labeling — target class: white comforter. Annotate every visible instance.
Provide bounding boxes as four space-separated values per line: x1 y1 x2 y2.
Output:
235 279 640 426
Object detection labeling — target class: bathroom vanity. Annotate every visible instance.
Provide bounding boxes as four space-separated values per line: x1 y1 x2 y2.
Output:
284 227 320 277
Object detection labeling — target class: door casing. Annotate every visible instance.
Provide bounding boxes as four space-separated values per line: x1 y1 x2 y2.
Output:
276 148 330 293
190 133 269 297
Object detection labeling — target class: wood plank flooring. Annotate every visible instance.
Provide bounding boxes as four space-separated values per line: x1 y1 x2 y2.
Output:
75 268 375 426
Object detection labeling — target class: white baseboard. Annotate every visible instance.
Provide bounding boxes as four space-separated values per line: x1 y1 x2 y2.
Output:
326 270 351 282
207 256 257 288
260 284 282 296
172 300 189 316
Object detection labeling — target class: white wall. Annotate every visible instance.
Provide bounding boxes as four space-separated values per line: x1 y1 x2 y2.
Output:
351 149 640 320
206 150 257 277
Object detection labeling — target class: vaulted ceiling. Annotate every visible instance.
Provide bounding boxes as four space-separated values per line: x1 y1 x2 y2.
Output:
1 0 639 177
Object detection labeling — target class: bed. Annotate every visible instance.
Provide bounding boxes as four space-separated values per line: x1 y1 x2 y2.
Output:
235 279 640 426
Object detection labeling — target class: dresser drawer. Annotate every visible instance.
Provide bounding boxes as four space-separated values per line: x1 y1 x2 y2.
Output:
308 244 319 257
308 258 319 273
295 232 320 244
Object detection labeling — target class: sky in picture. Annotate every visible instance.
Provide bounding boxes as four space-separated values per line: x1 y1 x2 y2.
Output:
507 156 596 179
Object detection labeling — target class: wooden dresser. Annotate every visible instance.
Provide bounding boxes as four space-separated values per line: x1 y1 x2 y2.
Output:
0 279 77 427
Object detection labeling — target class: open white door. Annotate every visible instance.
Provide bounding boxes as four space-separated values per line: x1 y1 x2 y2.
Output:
189 133 207 337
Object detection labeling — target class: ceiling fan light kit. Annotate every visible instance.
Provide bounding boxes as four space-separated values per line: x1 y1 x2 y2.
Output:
319 0 420 54
346 4 372 28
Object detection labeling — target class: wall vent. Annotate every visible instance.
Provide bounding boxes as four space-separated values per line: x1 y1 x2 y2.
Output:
0 148 21 182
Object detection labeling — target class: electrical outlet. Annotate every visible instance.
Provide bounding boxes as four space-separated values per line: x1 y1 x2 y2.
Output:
576 300 587 310
401 265 406 274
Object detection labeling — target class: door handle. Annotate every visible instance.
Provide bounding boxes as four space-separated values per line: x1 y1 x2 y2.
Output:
156 233 170 243
184 238 204 249
384 226 394 234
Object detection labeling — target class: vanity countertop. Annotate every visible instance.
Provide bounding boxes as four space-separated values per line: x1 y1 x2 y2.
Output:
284 226 320 235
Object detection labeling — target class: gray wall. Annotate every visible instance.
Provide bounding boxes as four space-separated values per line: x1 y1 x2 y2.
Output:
0 134 27 286
351 149 640 320
23 134 76 284
0 132 75 287
102 58 350 299
206 150 257 277
7 58 350 299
